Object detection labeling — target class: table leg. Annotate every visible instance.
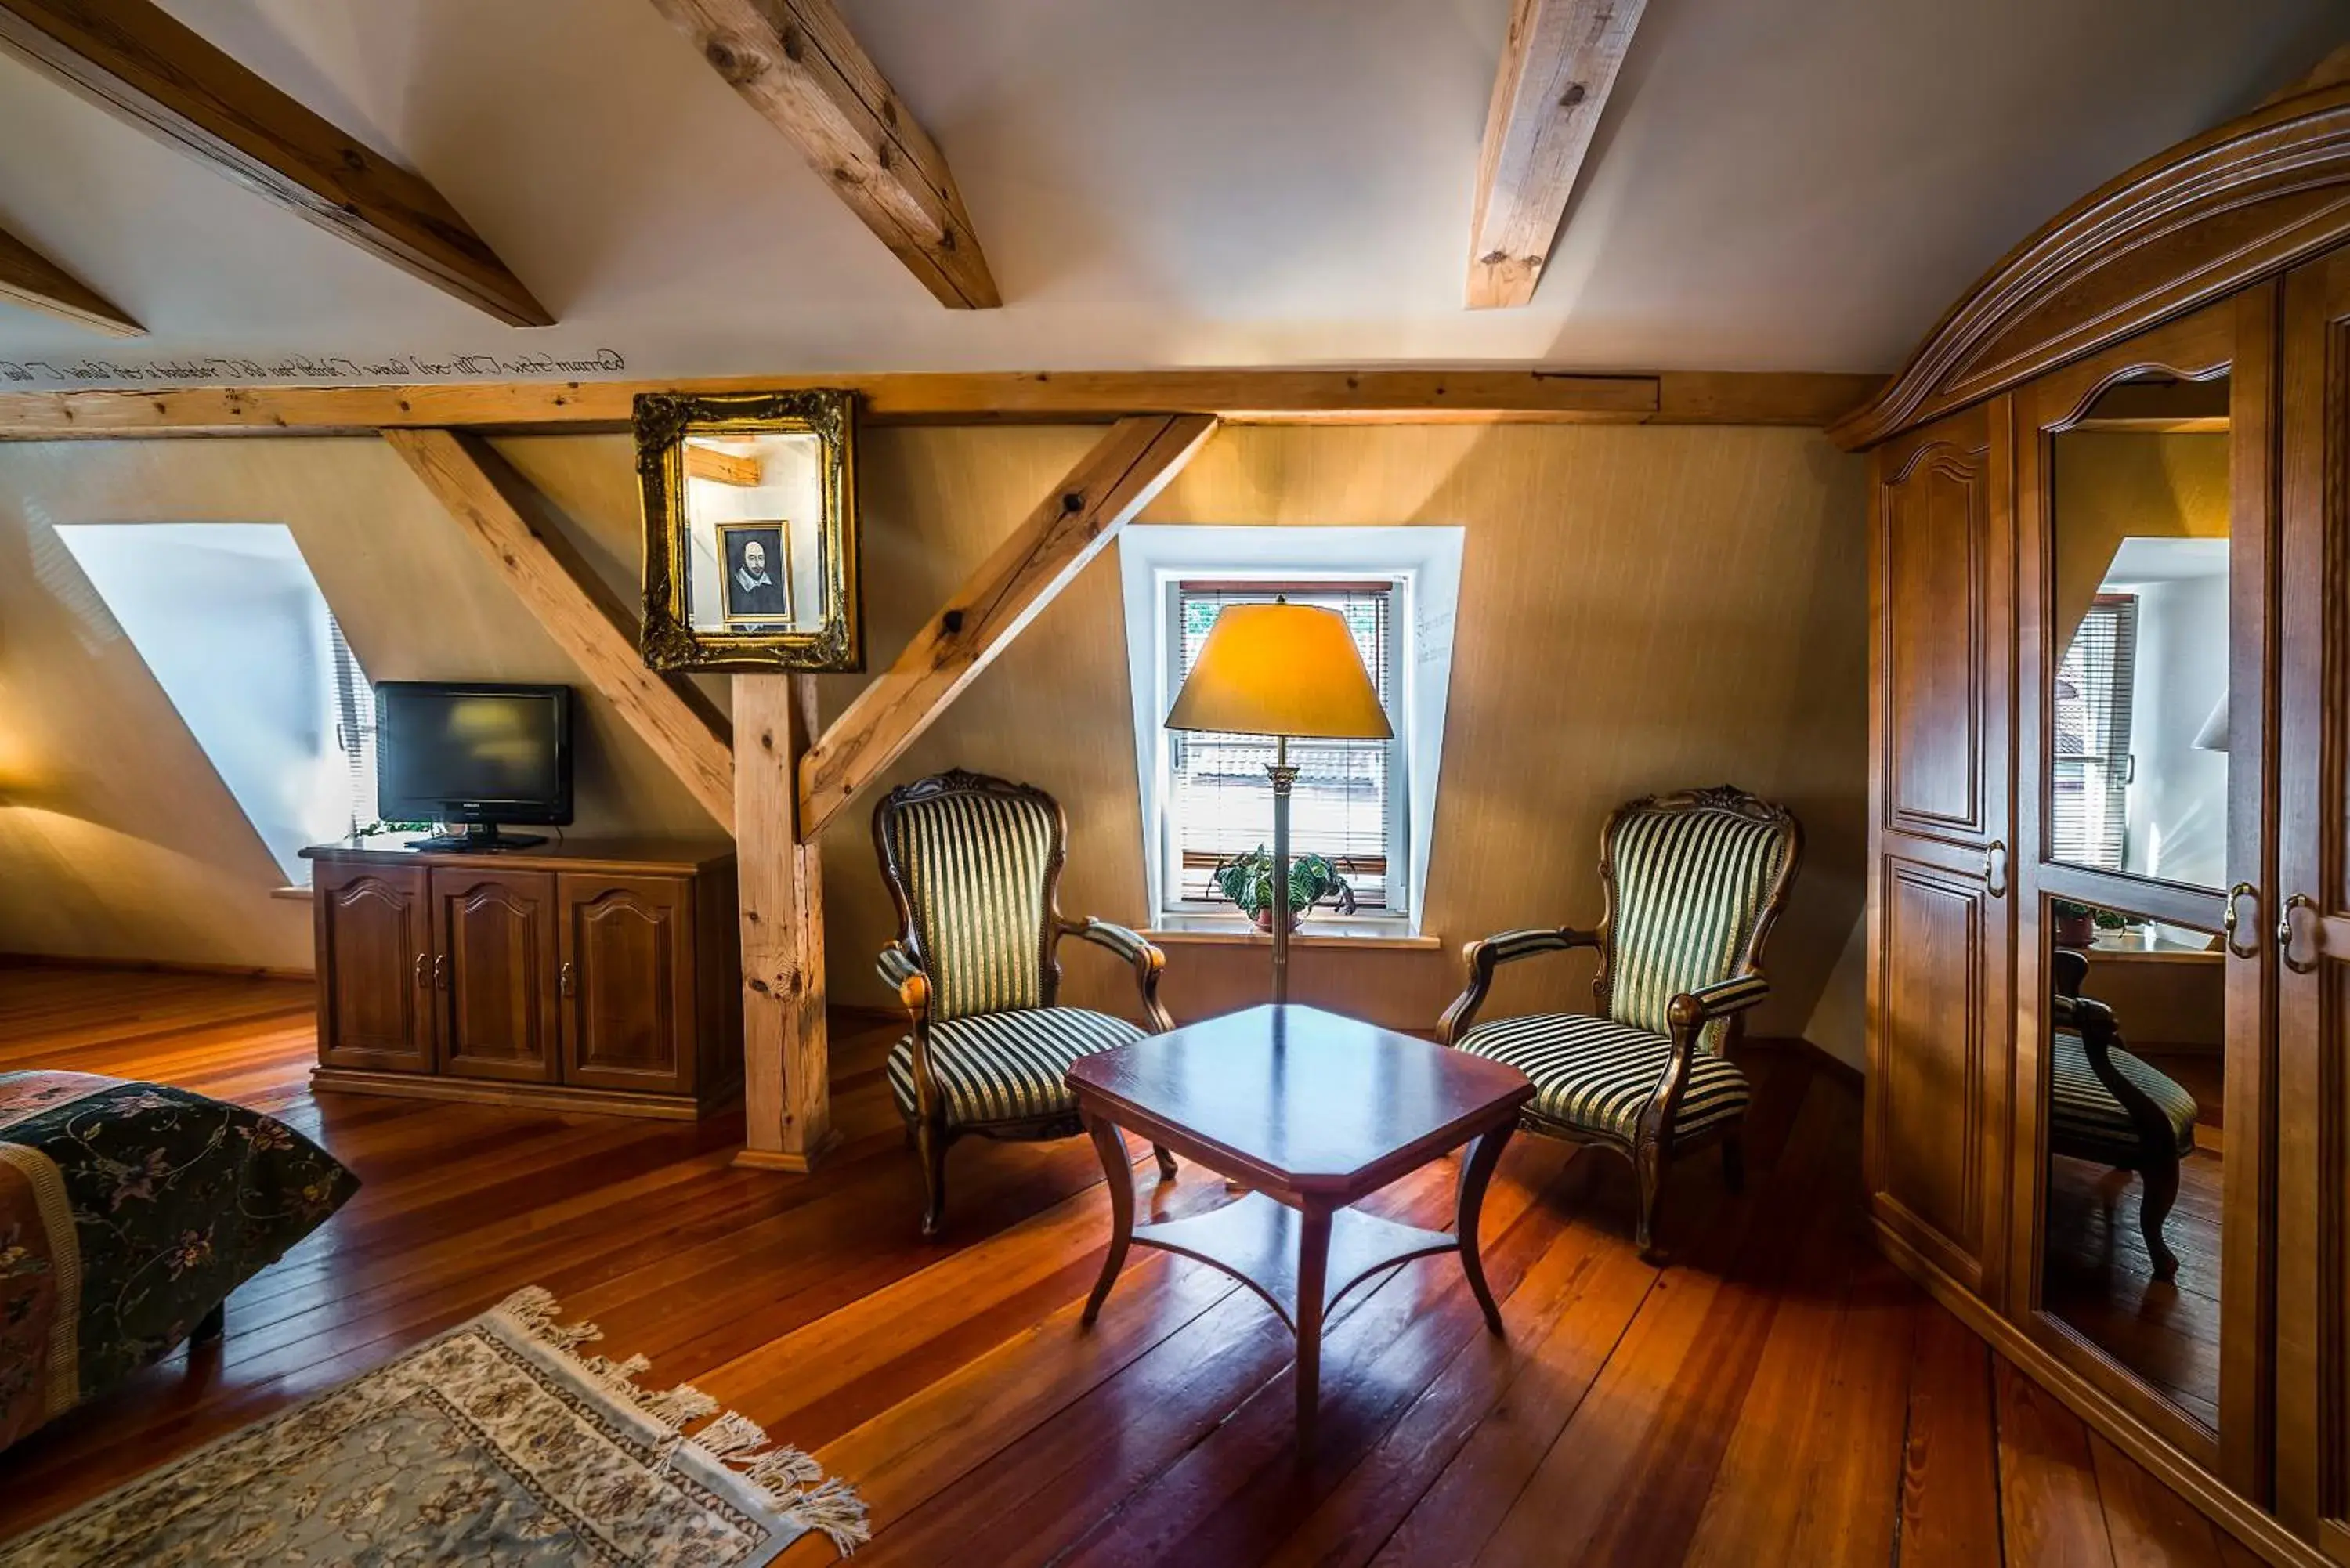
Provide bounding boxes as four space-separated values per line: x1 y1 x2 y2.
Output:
1294 1203 1332 1440
1456 1120 1516 1334
1081 1115 1136 1326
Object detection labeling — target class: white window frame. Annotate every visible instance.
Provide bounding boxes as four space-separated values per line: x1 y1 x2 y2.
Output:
1159 575 1411 918
1117 525 1466 934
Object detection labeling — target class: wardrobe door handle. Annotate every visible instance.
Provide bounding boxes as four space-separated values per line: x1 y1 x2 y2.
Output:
2279 894 2321 975
559 961 575 998
433 954 450 991
1983 840 2008 899
413 952 430 991
2222 882 2260 959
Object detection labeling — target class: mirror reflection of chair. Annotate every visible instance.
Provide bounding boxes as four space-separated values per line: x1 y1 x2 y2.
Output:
2048 947 2200 1281
873 769 1177 1237
1438 786 1801 1260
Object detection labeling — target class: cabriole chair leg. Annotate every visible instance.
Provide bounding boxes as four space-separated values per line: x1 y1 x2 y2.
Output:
1152 1143 1177 1182
916 1121 949 1239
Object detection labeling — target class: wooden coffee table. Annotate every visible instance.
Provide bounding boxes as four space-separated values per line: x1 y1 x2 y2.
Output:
1066 1003 1535 1438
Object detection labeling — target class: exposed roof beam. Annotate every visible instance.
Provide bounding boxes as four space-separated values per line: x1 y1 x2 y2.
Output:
0 222 139 335
1467 0 1647 309
685 443 765 486
384 428 736 833
648 0 999 309
0 369 1885 438
0 0 550 327
797 414 1218 840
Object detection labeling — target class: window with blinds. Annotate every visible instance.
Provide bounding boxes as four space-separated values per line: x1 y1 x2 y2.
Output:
327 614 380 838
1162 579 1406 915
2052 593 2138 870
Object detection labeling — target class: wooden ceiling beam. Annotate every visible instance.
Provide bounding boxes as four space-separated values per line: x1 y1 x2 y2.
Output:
0 369 1883 437
649 0 999 309
1467 0 1648 309
685 443 765 486
797 413 1218 840
384 428 736 833
0 0 549 327
0 222 139 335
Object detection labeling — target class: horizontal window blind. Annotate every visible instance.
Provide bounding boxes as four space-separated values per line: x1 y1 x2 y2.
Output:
1167 580 1398 911
2052 594 2138 871
329 614 379 838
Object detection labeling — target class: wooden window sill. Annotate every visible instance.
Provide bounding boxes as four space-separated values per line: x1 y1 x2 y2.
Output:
1142 921 1442 953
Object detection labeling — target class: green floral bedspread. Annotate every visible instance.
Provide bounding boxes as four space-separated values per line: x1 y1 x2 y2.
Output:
0 1071 358 1451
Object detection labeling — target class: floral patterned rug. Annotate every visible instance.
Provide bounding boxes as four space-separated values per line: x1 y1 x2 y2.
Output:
0 1288 865 1566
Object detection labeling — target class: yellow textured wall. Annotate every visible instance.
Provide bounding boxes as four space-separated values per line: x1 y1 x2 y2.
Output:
0 423 1867 1044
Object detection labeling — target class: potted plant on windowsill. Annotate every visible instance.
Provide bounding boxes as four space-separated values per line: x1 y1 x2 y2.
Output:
2051 898 2131 949
1211 848 1357 934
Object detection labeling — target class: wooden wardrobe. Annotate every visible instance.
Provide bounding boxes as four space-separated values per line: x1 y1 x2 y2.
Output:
1840 80 2350 1566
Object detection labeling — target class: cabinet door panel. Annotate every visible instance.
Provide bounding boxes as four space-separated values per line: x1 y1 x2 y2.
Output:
316 865 431 1072
2278 246 2350 1560
432 869 559 1084
1880 406 2005 844
1872 852 2001 1292
561 876 695 1096
1866 403 2013 1300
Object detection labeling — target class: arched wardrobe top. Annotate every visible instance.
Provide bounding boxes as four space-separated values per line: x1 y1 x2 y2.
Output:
1832 80 2350 452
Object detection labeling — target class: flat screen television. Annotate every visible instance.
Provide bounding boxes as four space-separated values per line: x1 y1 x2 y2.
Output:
376 682 573 850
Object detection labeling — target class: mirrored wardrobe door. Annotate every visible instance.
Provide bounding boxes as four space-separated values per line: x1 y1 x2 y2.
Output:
2011 291 2278 1493
2276 247 2350 1562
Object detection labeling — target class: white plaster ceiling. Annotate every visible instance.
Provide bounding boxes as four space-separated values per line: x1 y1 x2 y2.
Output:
0 0 2335 388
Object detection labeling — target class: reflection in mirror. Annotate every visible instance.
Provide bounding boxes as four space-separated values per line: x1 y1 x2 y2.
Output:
681 432 826 634
2048 373 2229 889
2042 899 2222 1429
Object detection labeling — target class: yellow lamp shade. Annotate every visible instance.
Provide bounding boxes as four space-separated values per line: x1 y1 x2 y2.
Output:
1164 602 1393 741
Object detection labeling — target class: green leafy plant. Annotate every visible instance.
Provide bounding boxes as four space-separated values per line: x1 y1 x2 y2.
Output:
2050 898 2131 930
1210 847 1358 927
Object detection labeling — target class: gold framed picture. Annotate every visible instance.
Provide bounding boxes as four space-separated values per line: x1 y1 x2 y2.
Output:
714 520 794 626
637 388 861 671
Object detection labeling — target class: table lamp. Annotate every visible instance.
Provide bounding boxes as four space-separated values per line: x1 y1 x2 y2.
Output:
1164 600 1393 1004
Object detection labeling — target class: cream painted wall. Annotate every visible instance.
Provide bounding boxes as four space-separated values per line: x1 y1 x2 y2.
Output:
0 423 1867 1048
0 438 724 971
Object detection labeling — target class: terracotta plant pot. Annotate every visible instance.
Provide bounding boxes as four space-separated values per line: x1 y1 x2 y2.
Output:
1251 907 1301 934
2053 912 2096 948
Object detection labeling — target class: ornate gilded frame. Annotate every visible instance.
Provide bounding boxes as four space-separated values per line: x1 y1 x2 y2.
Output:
636 388 862 671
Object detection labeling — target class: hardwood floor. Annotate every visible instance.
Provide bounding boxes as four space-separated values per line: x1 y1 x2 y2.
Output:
2044 1148 2225 1431
0 966 2265 1566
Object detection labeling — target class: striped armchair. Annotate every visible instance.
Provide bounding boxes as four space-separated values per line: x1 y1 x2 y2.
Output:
873 770 1177 1237
1439 786 1802 1259
2048 948 2198 1280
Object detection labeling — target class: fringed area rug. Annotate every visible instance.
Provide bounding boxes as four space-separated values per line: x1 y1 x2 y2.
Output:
0 1288 865 1566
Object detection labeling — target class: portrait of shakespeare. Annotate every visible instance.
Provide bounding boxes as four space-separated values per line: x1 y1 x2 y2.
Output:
718 520 794 624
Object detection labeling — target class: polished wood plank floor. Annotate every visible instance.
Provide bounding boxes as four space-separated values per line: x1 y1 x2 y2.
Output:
0 967 2261 1566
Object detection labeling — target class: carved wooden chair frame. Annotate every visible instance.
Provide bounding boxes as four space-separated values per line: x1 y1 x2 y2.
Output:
1438 784 1802 1258
873 768 1176 1236
2050 947 2190 1281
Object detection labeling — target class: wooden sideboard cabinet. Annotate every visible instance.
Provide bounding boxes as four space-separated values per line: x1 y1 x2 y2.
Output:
303 837 741 1119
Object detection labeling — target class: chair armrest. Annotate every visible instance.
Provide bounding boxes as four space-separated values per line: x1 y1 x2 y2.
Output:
877 943 931 1017
1061 918 1174 1033
1665 972 1770 1031
1438 926 1602 1045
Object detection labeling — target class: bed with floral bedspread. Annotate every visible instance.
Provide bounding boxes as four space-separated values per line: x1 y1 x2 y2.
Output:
0 1071 358 1452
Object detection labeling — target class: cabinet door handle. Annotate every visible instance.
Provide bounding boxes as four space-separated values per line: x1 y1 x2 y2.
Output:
433 954 450 991
559 961 575 998
2279 893 2322 975
1983 840 2008 899
413 952 430 990
2222 882 2260 959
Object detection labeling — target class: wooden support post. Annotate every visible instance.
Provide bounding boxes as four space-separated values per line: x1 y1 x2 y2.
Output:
732 674 835 1172
797 413 1219 839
